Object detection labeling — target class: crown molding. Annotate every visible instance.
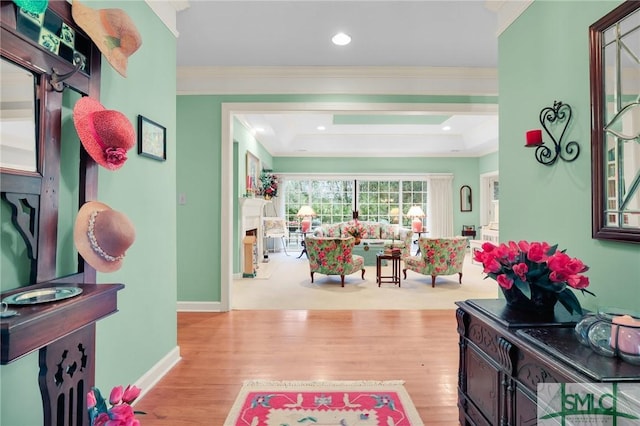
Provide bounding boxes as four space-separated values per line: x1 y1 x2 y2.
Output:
177 66 498 96
485 0 534 35
145 0 190 37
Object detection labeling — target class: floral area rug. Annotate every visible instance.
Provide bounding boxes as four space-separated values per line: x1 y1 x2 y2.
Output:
224 380 424 425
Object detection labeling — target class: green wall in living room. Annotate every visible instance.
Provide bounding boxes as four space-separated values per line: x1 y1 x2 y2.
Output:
499 0 638 312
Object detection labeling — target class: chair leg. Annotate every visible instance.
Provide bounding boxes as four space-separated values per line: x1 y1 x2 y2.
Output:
340 275 345 287
431 275 436 288
281 237 289 256
458 272 463 284
361 269 365 280
310 272 314 283
403 269 407 280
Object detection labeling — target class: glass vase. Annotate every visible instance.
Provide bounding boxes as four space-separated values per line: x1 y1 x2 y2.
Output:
574 307 640 365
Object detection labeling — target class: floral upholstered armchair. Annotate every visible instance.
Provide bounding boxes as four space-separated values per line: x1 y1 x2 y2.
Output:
305 236 365 287
403 237 467 287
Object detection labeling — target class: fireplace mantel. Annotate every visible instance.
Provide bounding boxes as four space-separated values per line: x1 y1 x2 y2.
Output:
240 197 270 233
239 198 270 272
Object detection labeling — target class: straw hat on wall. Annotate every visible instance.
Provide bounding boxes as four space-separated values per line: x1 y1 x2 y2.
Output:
72 0 142 77
74 201 135 273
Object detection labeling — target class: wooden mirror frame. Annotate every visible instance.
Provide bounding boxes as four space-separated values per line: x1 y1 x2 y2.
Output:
1 0 102 282
590 1 640 244
460 185 472 212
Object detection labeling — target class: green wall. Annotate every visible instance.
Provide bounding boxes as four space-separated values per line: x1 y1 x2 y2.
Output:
478 151 498 175
0 2 177 424
499 0 639 312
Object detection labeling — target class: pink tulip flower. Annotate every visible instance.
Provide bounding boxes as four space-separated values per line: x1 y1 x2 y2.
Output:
109 385 124 405
87 390 97 409
122 385 141 404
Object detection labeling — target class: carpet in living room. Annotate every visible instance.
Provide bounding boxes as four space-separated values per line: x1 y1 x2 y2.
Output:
233 251 498 310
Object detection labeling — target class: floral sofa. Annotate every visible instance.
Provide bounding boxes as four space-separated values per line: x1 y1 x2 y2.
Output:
313 220 413 258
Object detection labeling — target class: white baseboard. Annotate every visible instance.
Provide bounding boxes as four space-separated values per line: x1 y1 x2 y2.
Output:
177 301 225 312
134 346 181 403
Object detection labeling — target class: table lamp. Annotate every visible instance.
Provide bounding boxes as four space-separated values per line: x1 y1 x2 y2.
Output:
296 205 316 233
389 207 400 224
407 205 425 232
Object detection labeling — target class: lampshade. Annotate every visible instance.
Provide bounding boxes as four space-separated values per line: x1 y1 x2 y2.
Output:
296 205 316 217
407 206 425 218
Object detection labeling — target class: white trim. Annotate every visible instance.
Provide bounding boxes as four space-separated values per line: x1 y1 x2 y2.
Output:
177 301 226 312
279 173 452 181
133 346 181 403
145 0 189 37
485 0 534 35
177 66 498 95
479 171 499 227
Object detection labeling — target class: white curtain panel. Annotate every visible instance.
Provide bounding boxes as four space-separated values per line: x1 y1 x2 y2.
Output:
428 176 454 237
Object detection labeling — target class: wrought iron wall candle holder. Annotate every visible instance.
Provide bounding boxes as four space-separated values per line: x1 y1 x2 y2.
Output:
525 101 580 165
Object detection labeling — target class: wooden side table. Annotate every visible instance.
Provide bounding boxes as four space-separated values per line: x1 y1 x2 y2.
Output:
376 253 401 287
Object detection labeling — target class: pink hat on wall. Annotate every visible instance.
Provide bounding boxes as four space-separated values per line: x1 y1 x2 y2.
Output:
73 96 135 170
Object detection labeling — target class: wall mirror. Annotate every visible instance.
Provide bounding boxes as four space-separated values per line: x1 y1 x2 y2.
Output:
1 0 101 286
590 1 640 244
0 58 37 172
460 185 472 212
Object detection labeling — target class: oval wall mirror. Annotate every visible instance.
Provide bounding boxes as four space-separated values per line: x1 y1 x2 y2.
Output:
460 185 472 212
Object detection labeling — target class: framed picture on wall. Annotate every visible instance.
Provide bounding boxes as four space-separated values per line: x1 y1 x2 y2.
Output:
138 115 166 161
246 150 260 193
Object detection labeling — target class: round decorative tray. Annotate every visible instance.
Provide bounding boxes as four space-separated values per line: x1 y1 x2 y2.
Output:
2 287 83 305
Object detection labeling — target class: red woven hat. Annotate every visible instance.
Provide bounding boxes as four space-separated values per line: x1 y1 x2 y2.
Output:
73 97 135 170
74 201 135 273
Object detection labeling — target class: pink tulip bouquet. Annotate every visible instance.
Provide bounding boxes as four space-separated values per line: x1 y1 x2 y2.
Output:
87 384 144 426
473 240 595 315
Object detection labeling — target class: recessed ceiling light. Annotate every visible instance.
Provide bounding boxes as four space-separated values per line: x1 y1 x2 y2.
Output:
317 125 326 131
332 32 351 46
442 126 451 131
255 127 265 133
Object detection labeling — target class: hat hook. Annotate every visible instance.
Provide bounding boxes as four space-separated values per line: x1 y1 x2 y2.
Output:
51 52 86 92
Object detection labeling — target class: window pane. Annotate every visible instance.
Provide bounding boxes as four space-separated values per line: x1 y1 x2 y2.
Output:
284 177 427 228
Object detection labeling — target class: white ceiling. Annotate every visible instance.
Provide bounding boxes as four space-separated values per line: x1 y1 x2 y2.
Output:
175 1 503 157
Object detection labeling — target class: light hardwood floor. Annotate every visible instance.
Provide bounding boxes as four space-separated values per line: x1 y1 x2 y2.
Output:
135 310 461 425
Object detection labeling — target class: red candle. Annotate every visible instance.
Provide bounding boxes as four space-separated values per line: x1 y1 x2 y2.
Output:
525 129 543 147
246 176 251 189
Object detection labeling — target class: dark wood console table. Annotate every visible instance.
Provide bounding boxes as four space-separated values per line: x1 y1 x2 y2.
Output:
1 282 123 425
456 299 640 426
